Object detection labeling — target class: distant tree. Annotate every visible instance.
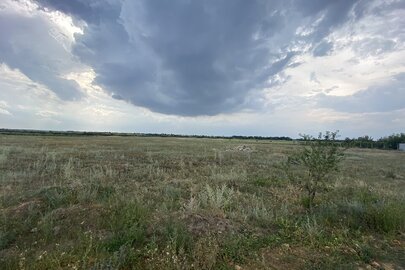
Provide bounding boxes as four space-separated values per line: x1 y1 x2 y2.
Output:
378 133 405 150
284 131 345 210
352 135 374 148
344 137 353 147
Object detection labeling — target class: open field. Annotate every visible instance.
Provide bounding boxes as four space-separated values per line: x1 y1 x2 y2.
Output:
1 135 404 269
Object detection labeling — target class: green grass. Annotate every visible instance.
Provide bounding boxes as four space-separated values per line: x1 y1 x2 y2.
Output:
0 135 404 269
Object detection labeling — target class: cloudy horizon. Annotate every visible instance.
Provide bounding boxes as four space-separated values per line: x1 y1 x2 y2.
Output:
1 0 404 138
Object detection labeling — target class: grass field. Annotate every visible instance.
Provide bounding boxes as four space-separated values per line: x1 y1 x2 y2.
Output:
1 135 404 269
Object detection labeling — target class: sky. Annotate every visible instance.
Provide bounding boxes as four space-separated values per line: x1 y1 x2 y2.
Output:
0 0 404 138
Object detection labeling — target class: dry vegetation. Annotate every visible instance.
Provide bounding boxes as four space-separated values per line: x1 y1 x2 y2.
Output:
1 135 404 269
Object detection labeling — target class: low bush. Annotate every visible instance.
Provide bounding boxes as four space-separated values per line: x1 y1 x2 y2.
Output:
198 184 235 211
318 190 405 233
102 200 148 252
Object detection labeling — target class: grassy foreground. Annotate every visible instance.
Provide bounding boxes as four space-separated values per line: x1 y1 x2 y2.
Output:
1 135 404 269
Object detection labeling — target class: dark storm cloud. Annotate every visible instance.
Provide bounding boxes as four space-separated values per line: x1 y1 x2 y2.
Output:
0 5 82 100
317 73 405 113
28 0 364 114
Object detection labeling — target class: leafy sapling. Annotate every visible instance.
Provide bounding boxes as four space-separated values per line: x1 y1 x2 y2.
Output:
285 131 345 210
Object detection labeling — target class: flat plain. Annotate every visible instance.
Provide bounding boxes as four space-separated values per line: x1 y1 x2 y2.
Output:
1 135 404 269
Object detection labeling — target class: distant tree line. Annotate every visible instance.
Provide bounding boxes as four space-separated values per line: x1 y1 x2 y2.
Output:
0 128 292 141
343 133 405 150
1 128 403 149
0 129 131 137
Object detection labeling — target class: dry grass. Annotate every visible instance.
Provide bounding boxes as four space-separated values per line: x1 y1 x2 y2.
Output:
0 135 404 269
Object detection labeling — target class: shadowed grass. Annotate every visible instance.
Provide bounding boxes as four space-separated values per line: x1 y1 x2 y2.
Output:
0 135 404 269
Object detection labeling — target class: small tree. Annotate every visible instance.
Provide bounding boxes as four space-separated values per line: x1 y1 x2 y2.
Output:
285 131 345 210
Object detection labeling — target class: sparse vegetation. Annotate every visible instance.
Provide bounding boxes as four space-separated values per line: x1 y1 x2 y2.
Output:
284 131 345 210
0 134 404 269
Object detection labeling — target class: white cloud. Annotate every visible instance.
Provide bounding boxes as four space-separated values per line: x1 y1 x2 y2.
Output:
0 100 12 116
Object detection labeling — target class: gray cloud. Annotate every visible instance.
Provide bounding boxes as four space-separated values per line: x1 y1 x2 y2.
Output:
9 0 373 115
0 6 83 100
294 0 359 40
35 0 121 24
352 37 397 57
72 0 298 115
313 41 333 57
317 73 405 113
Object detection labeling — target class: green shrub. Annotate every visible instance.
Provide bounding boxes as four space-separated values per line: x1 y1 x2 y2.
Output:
356 243 376 263
77 181 116 203
198 184 235 211
319 190 405 233
160 220 193 255
284 131 345 210
219 233 277 264
0 231 16 250
102 200 148 252
363 200 405 233
37 186 78 209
